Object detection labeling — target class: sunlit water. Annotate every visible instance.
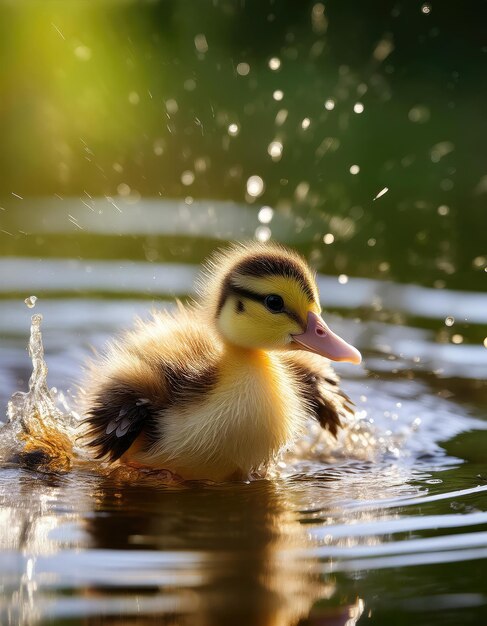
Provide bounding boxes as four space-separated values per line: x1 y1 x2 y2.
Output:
1 201 487 626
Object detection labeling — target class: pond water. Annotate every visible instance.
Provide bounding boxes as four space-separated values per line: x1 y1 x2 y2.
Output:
1 199 486 626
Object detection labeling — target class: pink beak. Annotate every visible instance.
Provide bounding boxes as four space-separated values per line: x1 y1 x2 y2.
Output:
291 311 362 364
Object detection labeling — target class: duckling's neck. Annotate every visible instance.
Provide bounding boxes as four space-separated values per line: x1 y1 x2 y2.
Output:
216 340 306 454
221 342 272 367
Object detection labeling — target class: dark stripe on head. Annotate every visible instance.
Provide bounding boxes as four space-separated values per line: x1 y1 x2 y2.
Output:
215 253 316 318
231 254 315 301
216 283 306 330
216 282 263 316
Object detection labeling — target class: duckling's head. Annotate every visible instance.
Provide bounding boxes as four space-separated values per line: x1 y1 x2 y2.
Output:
200 242 361 364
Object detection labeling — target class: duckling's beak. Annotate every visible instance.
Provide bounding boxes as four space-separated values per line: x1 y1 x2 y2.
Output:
291 311 362 364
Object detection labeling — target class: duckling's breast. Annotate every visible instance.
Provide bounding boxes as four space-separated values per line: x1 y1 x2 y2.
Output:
132 349 308 481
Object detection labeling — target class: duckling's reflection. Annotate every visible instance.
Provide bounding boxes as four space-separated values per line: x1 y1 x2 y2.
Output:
0 468 366 626
82 476 362 626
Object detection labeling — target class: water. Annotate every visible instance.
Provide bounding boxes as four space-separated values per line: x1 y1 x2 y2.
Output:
0 312 75 474
0 200 486 625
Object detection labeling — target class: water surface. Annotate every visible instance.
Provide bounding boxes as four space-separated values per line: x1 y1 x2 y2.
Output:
1 199 487 626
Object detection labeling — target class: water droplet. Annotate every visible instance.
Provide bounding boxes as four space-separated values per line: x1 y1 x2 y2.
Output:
258 206 274 224
267 141 283 159
294 181 309 201
165 99 178 114
373 38 394 62
184 79 196 92
273 90 284 101
26 558 34 581
349 164 360 175
452 334 463 344
367 238 377 247
117 183 131 197
483 337 487 349
440 178 454 191
153 141 164 156
353 102 364 114
194 33 208 54
128 91 140 105
24 295 37 309
247 175 265 197
421 3 432 14
408 105 430 123
445 316 455 327
323 233 335 244
275 109 288 126
228 123 240 136
181 171 195 186
236 62 250 76
438 204 450 216
431 141 454 163
311 3 327 33
194 158 207 173
255 225 271 242
301 117 311 130
324 99 335 111
74 45 91 61
268 57 281 70
373 187 389 200
338 274 348 285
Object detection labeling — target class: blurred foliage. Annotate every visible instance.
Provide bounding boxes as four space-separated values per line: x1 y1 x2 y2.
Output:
0 0 486 289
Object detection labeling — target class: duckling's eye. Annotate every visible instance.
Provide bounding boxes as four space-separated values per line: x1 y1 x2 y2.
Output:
264 294 284 313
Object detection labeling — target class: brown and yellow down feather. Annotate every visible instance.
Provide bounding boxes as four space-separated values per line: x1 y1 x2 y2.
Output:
79 242 355 479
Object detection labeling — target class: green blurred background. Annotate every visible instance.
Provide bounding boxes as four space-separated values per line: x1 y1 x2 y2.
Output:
0 0 486 290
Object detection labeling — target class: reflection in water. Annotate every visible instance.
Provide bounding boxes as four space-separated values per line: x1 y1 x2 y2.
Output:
1 472 370 626
3 459 487 625
83 481 330 626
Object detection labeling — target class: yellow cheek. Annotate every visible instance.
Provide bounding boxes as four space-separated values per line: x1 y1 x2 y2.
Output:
218 299 301 349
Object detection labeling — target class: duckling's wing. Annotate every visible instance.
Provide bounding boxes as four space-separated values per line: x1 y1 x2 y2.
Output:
82 383 157 461
80 307 220 462
282 351 354 437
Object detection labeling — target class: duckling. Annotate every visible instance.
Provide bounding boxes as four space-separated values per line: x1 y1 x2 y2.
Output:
81 242 361 481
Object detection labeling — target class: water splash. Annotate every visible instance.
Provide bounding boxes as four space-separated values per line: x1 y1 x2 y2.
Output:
1 313 76 472
24 295 37 309
373 186 389 200
276 410 379 480
0 310 183 482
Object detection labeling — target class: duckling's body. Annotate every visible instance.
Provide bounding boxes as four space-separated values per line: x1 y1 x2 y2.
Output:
82 243 360 481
